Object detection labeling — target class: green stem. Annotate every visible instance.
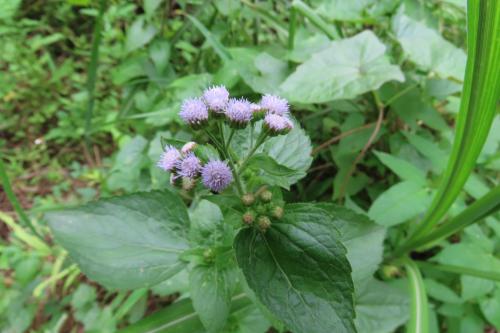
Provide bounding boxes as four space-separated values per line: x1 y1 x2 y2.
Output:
84 0 106 148
416 261 500 282
0 155 44 240
238 130 269 175
225 128 235 150
291 0 340 40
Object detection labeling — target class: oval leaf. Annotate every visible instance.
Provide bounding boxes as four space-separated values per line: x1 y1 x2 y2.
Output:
234 204 355 333
46 190 190 290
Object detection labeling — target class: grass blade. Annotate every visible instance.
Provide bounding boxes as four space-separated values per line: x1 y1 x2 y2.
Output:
84 0 107 147
416 261 500 282
118 293 251 333
186 14 232 62
397 185 500 254
407 0 500 241
404 258 429 333
0 156 44 240
291 0 340 40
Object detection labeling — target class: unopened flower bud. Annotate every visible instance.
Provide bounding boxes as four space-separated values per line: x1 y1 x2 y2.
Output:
242 211 255 225
271 206 284 219
203 248 215 262
181 141 197 154
257 216 271 231
260 190 273 203
242 193 255 206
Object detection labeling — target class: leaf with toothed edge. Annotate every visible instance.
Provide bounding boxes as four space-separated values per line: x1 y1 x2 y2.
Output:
46 190 190 290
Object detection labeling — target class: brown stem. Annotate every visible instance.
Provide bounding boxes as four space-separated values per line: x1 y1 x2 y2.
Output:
338 100 384 202
312 122 376 155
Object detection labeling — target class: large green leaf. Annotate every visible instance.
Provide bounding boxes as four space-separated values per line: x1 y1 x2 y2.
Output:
46 191 190 289
392 11 466 80
374 151 427 185
234 204 355 333
280 30 404 103
246 154 301 190
355 279 410 333
190 265 238 333
368 181 432 227
318 204 385 289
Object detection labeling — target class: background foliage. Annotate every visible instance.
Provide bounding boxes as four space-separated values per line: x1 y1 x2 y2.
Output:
1 0 499 332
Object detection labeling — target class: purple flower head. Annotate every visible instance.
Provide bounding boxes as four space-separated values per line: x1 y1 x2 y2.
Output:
264 113 288 131
176 153 201 179
260 94 289 116
157 145 181 172
179 98 208 126
226 98 252 127
201 160 233 193
203 85 230 113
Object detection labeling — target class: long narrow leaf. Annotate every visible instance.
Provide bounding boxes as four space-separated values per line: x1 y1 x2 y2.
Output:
291 0 340 40
118 294 251 333
84 0 107 146
408 0 500 241
416 261 500 282
0 156 44 240
397 185 500 254
404 259 429 333
186 14 232 62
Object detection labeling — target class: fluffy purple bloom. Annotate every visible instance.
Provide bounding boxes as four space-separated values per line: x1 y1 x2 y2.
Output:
179 98 208 125
226 98 252 125
157 146 181 172
264 113 288 131
260 94 289 116
201 160 233 193
203 85 229 112
176 153 201 178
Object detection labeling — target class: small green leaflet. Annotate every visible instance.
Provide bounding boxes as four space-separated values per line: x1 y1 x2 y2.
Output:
46 191 190 290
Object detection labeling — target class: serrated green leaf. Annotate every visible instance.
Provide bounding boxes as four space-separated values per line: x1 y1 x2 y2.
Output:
234 204 355 333
280 30 404 103
46 191 190 289
317 204 385 289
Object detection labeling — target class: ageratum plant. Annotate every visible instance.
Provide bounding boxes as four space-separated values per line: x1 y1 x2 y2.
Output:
46 85 366 333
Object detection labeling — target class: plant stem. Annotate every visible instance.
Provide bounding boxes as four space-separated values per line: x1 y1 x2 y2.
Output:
84 0 106 148
403 258 429 333
0 155 44 241
238 130 269 175
225 128 235 150
394 184 500 257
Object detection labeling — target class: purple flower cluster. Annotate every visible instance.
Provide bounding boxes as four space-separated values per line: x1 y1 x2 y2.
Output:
178 86 293 134
157 143 233 193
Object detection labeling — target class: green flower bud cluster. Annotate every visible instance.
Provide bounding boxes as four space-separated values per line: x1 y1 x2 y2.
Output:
240 189 284 232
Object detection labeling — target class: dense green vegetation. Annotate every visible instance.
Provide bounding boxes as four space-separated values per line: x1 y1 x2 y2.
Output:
1 0 499 332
